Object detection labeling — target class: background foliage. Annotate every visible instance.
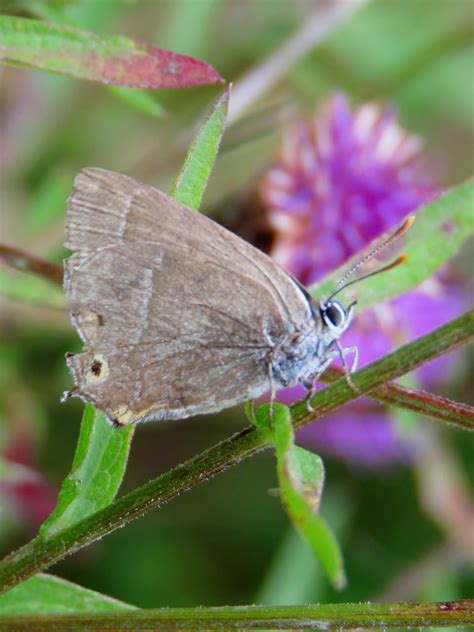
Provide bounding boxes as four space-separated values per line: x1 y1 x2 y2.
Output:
0 0 473 616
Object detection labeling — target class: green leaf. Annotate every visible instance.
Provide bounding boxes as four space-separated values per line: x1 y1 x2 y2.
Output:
0 16 222 88
253 402 273 429
106 86 166 118
271 404 346 589
311 178 474 309
40 404 134 538
0 574 135 615
170 85 230 209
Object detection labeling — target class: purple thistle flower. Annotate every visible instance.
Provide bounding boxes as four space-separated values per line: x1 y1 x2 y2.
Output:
259 92 463 468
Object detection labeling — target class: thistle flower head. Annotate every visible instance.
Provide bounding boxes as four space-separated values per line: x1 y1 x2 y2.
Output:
260 92 436 286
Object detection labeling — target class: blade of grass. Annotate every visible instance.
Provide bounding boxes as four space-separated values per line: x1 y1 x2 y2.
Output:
0 310 471 595
0 16 222 88
170 85 230 209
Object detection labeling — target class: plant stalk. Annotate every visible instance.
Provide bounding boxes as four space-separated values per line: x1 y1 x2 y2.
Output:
322 367 474 431
0 600 472 630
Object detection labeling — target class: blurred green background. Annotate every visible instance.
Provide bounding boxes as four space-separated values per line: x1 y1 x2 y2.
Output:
0 0 473 608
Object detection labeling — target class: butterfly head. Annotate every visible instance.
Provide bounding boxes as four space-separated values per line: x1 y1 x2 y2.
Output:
319 299 356 339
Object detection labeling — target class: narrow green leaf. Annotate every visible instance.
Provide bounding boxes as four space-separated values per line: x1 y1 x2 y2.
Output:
40 404 134 538
272 404 346 589
106 86 166 118
170 85 230 209
0 574 135 615
0 16 223 88
312 178 474 309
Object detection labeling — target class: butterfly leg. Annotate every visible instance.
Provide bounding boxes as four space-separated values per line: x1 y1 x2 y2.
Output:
268 359 276 426
302 352 339 414
334 341 359 393
303 341 360 412
247 365 275 427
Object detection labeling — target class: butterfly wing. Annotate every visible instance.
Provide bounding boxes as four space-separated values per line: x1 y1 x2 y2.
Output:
64 168 313 424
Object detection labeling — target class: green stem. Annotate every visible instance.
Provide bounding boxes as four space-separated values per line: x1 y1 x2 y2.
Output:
322 367 474 431
0 311 472 595
0 600 471 630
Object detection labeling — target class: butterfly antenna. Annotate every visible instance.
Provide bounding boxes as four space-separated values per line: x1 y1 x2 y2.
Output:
328 215 415 301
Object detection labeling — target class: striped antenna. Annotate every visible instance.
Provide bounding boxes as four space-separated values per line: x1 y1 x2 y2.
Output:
328 215 415 301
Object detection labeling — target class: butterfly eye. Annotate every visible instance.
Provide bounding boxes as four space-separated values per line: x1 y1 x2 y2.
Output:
321 301 346 328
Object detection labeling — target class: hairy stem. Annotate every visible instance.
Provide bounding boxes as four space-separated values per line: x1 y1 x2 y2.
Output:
0 600 472 630
0 310 472 595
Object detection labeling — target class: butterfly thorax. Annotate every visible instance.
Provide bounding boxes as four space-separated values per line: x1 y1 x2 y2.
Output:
270 297 355 389
270 316 325 388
